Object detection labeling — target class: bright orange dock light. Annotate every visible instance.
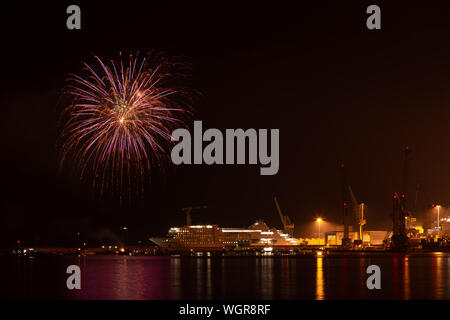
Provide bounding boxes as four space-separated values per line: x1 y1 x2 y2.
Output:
316 218 323 245
436 205 441 230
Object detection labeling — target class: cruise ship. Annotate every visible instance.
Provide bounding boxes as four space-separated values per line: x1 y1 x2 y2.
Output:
150 220 298 248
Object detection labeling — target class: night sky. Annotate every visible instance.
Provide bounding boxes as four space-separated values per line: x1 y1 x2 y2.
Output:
2 1 450 247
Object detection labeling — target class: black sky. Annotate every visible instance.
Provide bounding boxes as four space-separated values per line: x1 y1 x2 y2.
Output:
2 1 450 246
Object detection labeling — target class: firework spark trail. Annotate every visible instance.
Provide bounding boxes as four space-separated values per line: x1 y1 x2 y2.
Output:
58 53 192 201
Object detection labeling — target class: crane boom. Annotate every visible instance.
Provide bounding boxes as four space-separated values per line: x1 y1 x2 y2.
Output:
273 196 294 237
274 196 285 228
348 185 359 219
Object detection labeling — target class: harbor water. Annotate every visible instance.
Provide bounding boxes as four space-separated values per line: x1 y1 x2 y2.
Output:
1 252 449 300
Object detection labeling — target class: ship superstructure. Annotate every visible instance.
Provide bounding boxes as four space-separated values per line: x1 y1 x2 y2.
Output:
151 220 298 248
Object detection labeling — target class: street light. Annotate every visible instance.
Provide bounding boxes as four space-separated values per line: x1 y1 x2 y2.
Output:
316 218 323 245
436 205 441 230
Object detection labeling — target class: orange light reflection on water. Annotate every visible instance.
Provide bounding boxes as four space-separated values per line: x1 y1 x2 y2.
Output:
315 257 325 300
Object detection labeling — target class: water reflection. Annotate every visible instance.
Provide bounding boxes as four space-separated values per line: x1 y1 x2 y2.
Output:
315 257 325 300
388 255 410 299
260 258 274 299
403 256 410 300
285 258 291 299
196 258 203 298
447 255 450 298
432 252 443 299
359 257 367 298
5 253 450 299
392 256 400 298
206 258 212 299
340 256 349 297
115 257 129 299
221 258 226 297
170 257 181 299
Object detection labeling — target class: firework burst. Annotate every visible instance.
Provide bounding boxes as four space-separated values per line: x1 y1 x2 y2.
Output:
58 53 192 200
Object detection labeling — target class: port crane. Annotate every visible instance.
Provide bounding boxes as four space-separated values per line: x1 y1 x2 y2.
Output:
391 146 411 251
181 205 207 226
340 163 367 246
340 163 352 247
349 186 366 241
273 196 295 237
